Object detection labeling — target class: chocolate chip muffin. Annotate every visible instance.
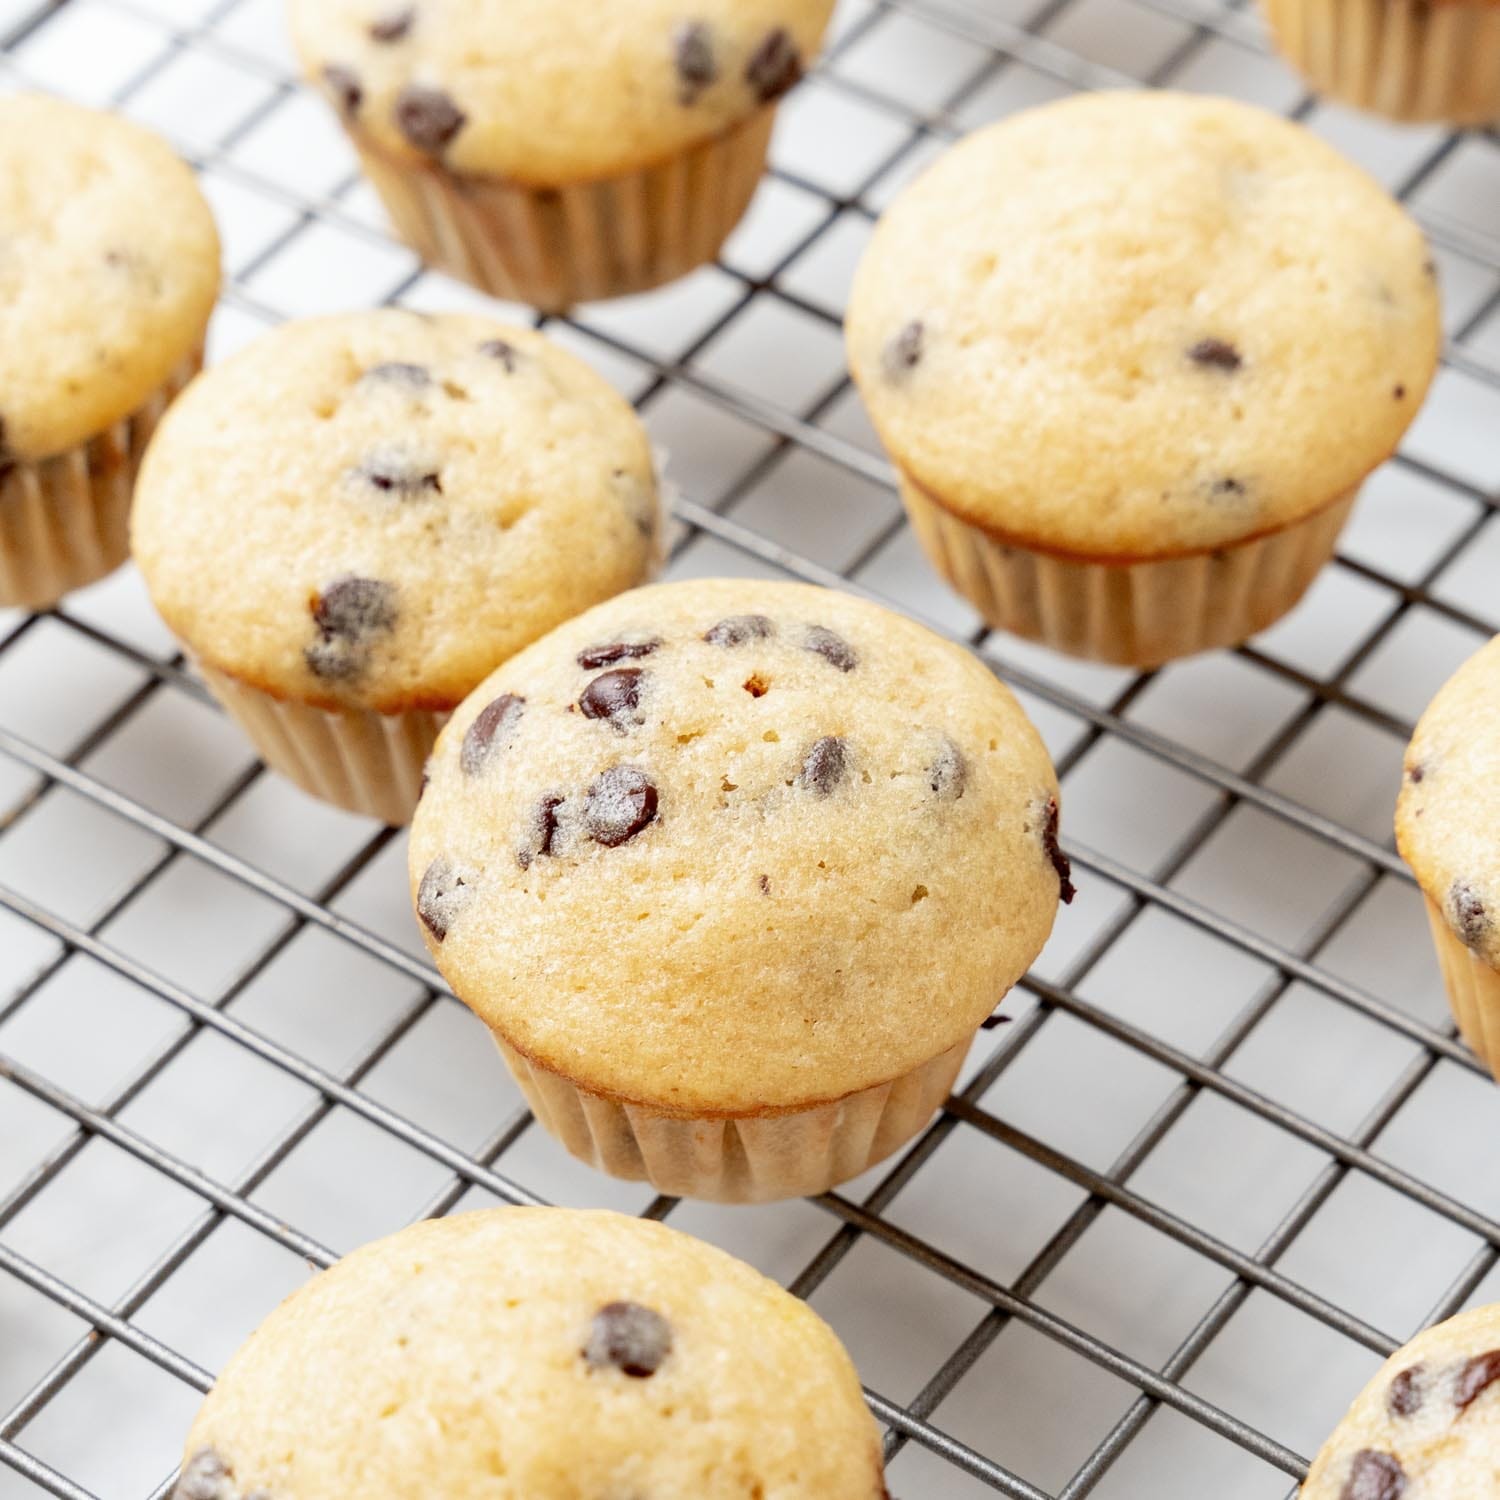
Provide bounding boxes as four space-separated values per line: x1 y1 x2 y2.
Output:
170 1208 888 1499
1262 0 1500 126
289 0 837 310
132 310 659 825
408 578 1071 1202
846 90 1441 667
0 94 219 611
1302 1302 1500 1498
1397 633 1500 1078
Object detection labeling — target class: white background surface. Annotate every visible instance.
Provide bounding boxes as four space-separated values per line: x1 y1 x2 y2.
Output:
2 0 1500 1496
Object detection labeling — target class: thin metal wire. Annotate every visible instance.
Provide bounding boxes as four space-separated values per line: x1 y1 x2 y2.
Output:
1 0 1498 1497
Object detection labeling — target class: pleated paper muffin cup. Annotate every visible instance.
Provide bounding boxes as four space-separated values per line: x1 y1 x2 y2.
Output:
495 1033 970 1204
1261 0 1500 125
0 348 201 612
197 663 446 827
351 108 776 313
899 472 1359 668
1422 894 1500 1079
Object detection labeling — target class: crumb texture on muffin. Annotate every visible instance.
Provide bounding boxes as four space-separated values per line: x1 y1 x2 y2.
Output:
175 1208 886 1500
131 311 659 715
0 94 220 462
409 578 1067 1114
289 0 837 182
1396 633 1500 969
846 91 1441 559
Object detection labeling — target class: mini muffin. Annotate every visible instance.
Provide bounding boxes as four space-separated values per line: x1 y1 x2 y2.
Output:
1262 0 1500 126
170 1208 887 1499
1302 1302 1500 1497
1396 633 1500 1077
132 310 659 825
409 577 1071 1202
290 0 837 311
846 91 1441 668
0 94 219 611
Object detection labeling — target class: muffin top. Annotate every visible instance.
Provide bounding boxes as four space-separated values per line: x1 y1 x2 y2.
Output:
290 0 837 183
1396 634 1500 969
132 311 659 715
846 90 1441 560
0 94 220 464
409 578 1069 1115
1302 1303 1500 1499
173 1208 886 1500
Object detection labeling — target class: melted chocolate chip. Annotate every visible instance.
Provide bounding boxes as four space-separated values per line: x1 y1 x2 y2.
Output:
395 85 466 153
583 1301 673 1377
517 793 565 870
804 625 856 672
477 338 518 371
1340 1450 1405 1500
580 668 645 730
1210 477 1247 499
1393 384 1407 401
929 738 967 800
1455 1349 1500 1412
357 451 442 497
704 614 774 647
174 1449 234 1500
1387 1364 1424 1418
746 26 803 102
361 361 429 389
577 638 661 669
322 64 363 116
584 767 658 847
1188 337 1242 372
884 320 924 380
305 576 397 681
461 693 525 777
369 6 413 41
800 736 846 796
416 858 471 942
1451 880 1489 950
1043 797 1075 905
673 21 717 105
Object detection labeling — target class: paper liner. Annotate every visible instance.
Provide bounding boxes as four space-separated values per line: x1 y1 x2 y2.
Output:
198 663 446 827
494 1034 970 1203
1262 0 1500 124
0 349 202 611
351 109 777 312
1424 895 1500 1080
900 474 1359 667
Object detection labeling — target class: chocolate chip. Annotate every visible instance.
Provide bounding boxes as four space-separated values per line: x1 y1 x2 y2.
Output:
517 793 565 870
305 576 397 681
1387 1365 1424 1418
1406 763 1425 784
929 738 967 800
1188 338 1242 372
361 361 430 389
800 736 846 796
1043 797 1075 905
0 417 14 483
704 615 774 647
461 693 525 777
758 873 771 895
584 767 658 847
416 858 471 942
1210 477 1247 499
322 64 363 116
1393 384 1407 401
1455 1349 1500 1412
804 625 856 672
583 1301 672 1377
580 668 645 730
395 85 466 153
577 638 661 669
1339 1451 1405 1500
884 320 924 380
174 1449 234 1500
746 27 803 102
979 1012 1014 1030
369 6 413 41
478 338 518 371
673 20 717 105
1450 880 1489 950
356 450 442 497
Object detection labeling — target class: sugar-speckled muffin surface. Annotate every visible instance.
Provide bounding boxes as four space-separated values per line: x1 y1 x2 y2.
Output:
409 578 1068 1115
173 1208 886 1500
1302 1302 1500 1499
290 0 837 182
0 94 219 462
132 311 659 715
1397 635 1500 969
847 90 1440 560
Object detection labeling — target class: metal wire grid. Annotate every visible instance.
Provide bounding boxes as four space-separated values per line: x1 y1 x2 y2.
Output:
0 0 1497 1495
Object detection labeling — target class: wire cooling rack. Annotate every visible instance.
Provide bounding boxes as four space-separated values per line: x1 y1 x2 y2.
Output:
2 0 1500 1496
